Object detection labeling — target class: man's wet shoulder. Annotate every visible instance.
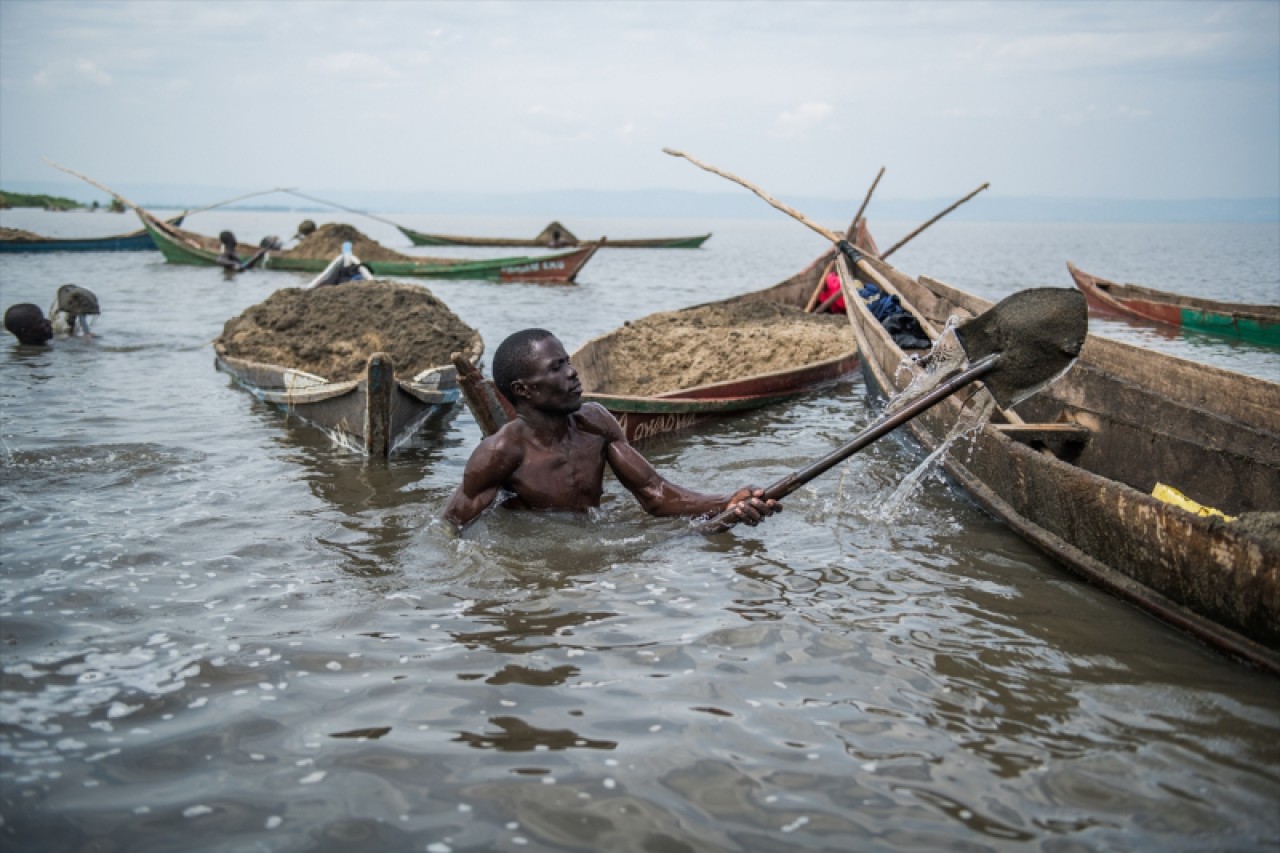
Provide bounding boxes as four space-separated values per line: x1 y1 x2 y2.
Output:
573 403 623 437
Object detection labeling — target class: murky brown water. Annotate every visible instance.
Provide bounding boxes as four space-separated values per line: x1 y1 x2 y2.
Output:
2 209 1278 851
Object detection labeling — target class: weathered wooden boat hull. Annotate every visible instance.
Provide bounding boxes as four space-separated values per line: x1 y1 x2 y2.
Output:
398 225 710 250
214 347 474 456
844 252 1280 671
1068 262 1280 347
570 223 874 442
141 213 598 283
0 215 184 253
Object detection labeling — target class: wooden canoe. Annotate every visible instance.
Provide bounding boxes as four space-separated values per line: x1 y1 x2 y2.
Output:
842 250 1280 672
0 214 184 253
140 210 599 283
398 220 710 250
568 222 874 442
214 335 483 457
1068 262 1280 347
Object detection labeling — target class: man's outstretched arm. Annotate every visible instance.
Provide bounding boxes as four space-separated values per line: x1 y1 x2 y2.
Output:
589 407 779 524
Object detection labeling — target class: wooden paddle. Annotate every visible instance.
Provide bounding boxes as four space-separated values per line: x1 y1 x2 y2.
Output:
698 286 1087 533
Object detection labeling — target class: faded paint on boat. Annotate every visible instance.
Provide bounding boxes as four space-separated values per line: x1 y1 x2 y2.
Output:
1068 262 1280 348
844 253 1280 672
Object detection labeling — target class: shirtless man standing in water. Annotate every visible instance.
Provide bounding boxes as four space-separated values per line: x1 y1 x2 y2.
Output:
443 329 780 530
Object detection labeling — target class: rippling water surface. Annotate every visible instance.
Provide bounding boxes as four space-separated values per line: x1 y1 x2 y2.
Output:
2 208 1278 851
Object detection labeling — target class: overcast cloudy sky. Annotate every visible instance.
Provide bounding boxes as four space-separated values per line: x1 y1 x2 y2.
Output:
1 0 1277 201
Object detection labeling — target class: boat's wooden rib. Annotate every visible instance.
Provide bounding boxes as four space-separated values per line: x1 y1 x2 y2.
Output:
140 209 599 284
842 251 1280 672
0 214 184 253
1068 262 1280 347
398 221 710 250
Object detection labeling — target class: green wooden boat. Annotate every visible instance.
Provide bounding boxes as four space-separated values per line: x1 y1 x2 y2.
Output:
1069 262 1280 348
398 220 710 250
140 211 599 283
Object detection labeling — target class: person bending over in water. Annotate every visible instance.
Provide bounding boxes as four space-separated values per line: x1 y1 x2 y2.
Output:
4 303 53 346
216 230 268 273
444 328 781 530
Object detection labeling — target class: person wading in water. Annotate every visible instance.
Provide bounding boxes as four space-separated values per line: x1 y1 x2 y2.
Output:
444 329 781 530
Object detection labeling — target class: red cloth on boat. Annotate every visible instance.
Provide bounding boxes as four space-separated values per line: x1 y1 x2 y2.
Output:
816 271 845 312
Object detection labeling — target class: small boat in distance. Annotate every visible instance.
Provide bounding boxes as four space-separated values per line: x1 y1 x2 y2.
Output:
845 252 1279 672
140 210 600 284
398 220 710 250
0 214 185 253
1068 262 1280 348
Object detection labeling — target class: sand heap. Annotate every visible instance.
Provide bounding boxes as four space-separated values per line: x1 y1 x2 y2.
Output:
283 223 415 263
588 300 854 397
216 280 478 382
0 227 47 241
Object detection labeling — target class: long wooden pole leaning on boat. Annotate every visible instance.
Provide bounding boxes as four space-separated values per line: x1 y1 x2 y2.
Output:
805 166 886 311
694 286 1087 533
880 182 989 260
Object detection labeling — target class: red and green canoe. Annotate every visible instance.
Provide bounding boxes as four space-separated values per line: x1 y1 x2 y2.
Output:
1068 262 1280 348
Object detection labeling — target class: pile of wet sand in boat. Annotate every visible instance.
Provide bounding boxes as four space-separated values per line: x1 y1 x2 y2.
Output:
590 301 853 397
283 223 417 263
216 280 477 381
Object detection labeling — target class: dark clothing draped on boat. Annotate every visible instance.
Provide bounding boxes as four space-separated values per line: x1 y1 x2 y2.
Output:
858 282 931 350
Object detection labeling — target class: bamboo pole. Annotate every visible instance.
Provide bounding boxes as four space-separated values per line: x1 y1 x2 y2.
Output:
880 182 989 260
849 166 884 240
282 189 406 230
44 158 288 218
45 158 144 211
806 166 886 311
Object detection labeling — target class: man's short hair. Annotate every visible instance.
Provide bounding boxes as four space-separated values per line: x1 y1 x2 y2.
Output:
492 328 556 404
219 231 236 246
4 303 52 345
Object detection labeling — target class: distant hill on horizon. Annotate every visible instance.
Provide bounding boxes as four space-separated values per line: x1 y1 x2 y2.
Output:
2 180 1276 224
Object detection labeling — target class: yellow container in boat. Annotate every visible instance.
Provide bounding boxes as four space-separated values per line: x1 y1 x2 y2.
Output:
1152 483 1235 521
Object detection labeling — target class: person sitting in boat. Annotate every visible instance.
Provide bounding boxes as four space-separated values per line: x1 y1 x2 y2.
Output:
4 303 53 346
216 230 268 273
443 328 781 530
813 270 846 313
48 284 100 337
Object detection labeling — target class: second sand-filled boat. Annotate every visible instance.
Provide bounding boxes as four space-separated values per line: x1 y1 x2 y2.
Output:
567 222 875 441
214 280 483 455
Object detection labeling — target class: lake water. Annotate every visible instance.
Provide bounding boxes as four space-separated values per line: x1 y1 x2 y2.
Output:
2 208 1278 852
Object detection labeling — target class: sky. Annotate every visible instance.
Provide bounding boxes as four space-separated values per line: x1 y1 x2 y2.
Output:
1 0 1278 203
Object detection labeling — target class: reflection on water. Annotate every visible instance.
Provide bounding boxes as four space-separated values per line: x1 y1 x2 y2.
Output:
1 212 1278 851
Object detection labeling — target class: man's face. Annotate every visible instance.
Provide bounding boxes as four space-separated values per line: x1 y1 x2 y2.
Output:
515 336 582 414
